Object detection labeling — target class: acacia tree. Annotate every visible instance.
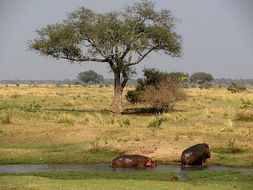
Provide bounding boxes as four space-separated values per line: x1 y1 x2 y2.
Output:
29 0 182 114
77 70 104 83
190 72 214 84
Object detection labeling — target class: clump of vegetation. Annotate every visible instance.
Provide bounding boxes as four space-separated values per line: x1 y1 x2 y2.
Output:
126 69 186 113
0 112 12 124
78 118 89 125
20 103 42 112
240 99 251 109
56 113 75 125
227 82 247 93
122 118 131 126
235 110 253 121
148 116 167 128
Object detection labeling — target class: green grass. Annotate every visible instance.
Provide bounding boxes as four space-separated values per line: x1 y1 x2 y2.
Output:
84 148 123 163
0 170 252 190
0 143 121 164
0 171 178 181
214 153 253 167
0 144 84 164
186 170 253 190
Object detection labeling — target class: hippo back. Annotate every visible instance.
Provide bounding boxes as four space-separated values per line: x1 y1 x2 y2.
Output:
111 155 151 168
181 143 210 165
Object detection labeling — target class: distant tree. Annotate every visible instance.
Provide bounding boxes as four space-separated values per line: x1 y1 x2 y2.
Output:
168 72 189 82
28 1 182 114
190 72 214 84
77 70 104 83
126 69 186 112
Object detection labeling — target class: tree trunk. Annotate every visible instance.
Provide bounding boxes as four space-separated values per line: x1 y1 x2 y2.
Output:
111 72 123 115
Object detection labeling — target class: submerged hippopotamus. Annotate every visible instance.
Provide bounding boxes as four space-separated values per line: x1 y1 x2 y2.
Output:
110 155 156 168
181 143 211 166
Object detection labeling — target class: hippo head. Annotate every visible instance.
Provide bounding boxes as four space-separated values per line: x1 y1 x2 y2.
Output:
145 158 156 167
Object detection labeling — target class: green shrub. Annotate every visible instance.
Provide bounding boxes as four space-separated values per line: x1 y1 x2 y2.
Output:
148 116 167 127
110 118 115 124
226 98 233 104
199 82 213 89
240 99 251 109
78 118 89 125
126 90 140 103
122 118 131 126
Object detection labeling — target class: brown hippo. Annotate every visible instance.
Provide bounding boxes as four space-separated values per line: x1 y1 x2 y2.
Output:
181 143 211 166
110 155 156 168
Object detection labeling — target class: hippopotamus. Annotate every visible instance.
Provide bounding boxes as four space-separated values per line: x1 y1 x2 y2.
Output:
181 143 211 166
110 155 156 168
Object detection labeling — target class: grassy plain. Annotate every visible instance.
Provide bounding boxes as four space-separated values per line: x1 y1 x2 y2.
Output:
0 84 253 166
0 170 252 190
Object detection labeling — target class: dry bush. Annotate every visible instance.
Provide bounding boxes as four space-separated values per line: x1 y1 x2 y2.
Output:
139 77 186 112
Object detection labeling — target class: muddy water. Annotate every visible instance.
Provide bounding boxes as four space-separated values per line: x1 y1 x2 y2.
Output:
0 163 252 180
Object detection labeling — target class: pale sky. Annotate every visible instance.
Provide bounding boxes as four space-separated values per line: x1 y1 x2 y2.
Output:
0 0 252 80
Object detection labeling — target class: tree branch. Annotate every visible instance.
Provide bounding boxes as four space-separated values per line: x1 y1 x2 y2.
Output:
126 48 155 66
58 55 108 63
87 39 112 59
120 45 131 60
121 70 129 88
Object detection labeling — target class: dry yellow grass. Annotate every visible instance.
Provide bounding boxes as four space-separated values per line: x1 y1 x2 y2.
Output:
0 84 253 165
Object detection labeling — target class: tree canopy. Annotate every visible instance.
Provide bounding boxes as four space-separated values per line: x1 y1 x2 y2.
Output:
29 0 182 114
77 70 104 83
168 72 189 82
190 72 214 84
